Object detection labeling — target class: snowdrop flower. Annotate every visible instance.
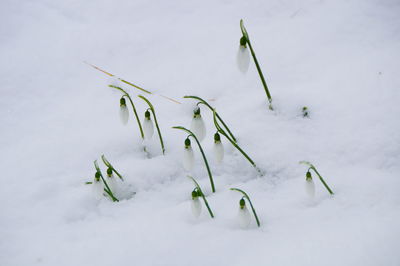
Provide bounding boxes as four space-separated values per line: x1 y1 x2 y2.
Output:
142 110 154 140
106 168 118 195
119 97 129 125
191 189 202 218
238 198 251 228
213 132 224 164
236 36 250 73
183 138 195 172
190 107 206 141
92 172 104 200
305 171 315 198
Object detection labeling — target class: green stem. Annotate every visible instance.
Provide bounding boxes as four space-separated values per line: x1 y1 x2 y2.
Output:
230 188 260 227
101 155 124 181
138 95 165 155
188 176 214 218
212 109 256 167
299 161 334 195
109 85 144 139
183 95 237 142
94 160 119 202
173 126 215 193
240 19 273 110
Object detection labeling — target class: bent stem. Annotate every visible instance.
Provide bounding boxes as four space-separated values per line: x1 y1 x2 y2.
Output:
173 126 215 193
109 85 144 139
300 161 334 195
183 95 237 142
240 19 273 110
230 188 260 227
139 95 165 155
101 155 124 181
94 160 119 202
212 109 256 167
188 175 214 218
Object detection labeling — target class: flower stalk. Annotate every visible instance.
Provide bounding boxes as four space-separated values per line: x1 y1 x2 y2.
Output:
101 155 124 181
184 95 237 142
139 95 165 155
300 161 334 195
239 19 273 110
173 126 215 193
109 85 144 139
230 188 260 227
188 175 214 218
212 109 256 168
94 160 119 202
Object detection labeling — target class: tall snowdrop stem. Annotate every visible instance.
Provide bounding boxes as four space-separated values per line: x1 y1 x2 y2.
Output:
188 176 214 218
101 155 124 181
109 85 144 139
240 19 273 110
212 109 256 168
139 95 165 155
183 95 237 142
173 126 215 193
230 188 260 227
94 160 119 202
300 161 334 195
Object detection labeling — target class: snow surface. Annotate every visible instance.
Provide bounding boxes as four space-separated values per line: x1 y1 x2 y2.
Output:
1 0 400 265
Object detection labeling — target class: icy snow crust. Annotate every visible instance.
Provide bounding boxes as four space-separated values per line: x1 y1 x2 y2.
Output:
1 0 400 265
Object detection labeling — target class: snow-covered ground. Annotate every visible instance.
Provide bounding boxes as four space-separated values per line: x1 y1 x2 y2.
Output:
1 0 400 265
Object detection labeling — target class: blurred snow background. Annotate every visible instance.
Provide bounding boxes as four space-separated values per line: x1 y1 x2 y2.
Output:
0 0 399 265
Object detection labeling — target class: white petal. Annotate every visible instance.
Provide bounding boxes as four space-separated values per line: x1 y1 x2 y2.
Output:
191 198 202 218
190 116 206 142
119 105 129 125
238 206 251 228
236 45 250 73
213 142 224 164
183 147 195 172
92 180 104 200
305 179 315 198
107 176 119 195
143 118 154 140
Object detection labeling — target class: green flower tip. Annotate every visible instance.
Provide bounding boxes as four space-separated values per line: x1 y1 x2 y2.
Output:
184 138 191 148
240 36 247 47
306 171 312 180
95 172 101 181
120 97 126 106
107 168 113 177
239 198 246 209
214 132 221 143
193 106 201 117
145 110 151 119
192 190 198 199
302 106 308 111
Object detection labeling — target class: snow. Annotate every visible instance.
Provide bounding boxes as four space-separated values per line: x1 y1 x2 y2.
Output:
1 0 400 265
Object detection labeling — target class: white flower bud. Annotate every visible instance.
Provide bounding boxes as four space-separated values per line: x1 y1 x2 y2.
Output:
236 45 250 73
107 174 118 195
190 113 206 142
183 146 195 172
191 197 202 218
305 178 315 198
238 205 251 229
119 105 129 125
213 141 224 164
143 114 154 140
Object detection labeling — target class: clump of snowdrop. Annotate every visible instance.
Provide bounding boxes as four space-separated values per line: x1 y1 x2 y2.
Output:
238 198 251 228
191 189 202 218
188 176 214 218
304 170 315 198
119 97 129 125
236 36 250 73
183 138 195 172
143 110 154 140
213 132 224 164
91 160 119 202
300 161 334 195
190 106 206 142
231 188 261 227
